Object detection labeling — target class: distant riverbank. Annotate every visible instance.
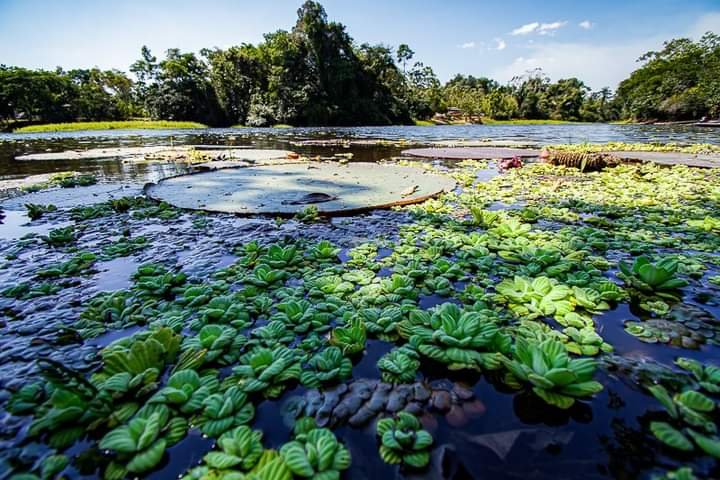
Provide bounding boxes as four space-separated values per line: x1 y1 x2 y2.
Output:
12 120 208 133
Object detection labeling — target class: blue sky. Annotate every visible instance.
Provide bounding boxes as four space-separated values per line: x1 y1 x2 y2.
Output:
1 0 718 90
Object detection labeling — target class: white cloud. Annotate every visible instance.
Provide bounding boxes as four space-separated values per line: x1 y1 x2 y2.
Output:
579 20 593 29
458 41 476 49
491 12 720 90
494 38 507 51
511 22 540 36
538 21 568 35
511 20 567 36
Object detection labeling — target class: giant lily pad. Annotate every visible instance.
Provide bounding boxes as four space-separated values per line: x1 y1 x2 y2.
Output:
16 147 294 164
607 151 720 169
145 162 456 215
401 147 540 160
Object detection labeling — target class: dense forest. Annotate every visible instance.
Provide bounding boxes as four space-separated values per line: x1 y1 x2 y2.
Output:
1 1 718 128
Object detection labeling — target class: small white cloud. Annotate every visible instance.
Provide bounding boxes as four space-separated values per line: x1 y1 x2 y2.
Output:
511 22 539 36
494 38 507 50
511 20 567 36
538 21 568 35
579 20 593 29
458 41 476 49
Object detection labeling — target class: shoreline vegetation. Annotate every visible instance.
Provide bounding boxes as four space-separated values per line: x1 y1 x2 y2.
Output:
12 117 707 133
13 120 207 133
1 2 718 130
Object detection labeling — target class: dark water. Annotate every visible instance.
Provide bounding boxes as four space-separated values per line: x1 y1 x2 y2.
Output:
1 125 720 479
2 124 720 182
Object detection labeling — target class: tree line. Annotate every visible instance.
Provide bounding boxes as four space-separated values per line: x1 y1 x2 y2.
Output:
1 1 718 128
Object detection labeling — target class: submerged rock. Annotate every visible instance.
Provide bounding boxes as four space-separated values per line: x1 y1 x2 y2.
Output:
283 378 477 428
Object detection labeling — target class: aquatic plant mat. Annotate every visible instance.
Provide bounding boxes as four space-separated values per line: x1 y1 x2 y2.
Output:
402 147 541 159
2 154 720 479
145 162 457 214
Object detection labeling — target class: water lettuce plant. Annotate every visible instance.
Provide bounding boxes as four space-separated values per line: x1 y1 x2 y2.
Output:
675 358 720 394
230 347 301 398
377 346 420 384
198 386 255 437
376 412 433 468
280 418 351 478
501 338 603 409
99 404 187 476
36 252 96 278
300 347 353 388
618 256 688 297
399 303 510 370
41 226 76 246
183 324 245 365
647 384 720 458
149 369 218 414
329 318 367 355
25 203 57 220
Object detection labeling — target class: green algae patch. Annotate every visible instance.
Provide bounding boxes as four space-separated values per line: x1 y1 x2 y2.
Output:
14 120 207 133
145 162 457 215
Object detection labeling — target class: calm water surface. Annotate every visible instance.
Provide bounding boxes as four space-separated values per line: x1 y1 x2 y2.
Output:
1 124 719 182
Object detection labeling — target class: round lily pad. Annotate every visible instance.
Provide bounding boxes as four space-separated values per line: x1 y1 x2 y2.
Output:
16 147 294 163
401 147 540 160
145 162 456 215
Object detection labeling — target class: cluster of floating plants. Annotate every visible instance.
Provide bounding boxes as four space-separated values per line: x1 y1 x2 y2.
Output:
0 154 719 479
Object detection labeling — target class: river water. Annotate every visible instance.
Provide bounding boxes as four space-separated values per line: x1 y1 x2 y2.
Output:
1 124 719 182
1 124 719 479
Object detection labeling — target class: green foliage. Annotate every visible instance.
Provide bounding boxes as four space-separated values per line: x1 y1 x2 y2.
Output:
501 338 603 409
675 358 720 393
183 324 245 365
133 263 188 299
2 282 61 299
299 346 352 388
99 404 187 475
41 226 75 246
101 235 149 259
376 412 433 468
149 369 218 414
616 33 720 120
16 120 206 132
271 299 331 333
198 386 255 437
377 346 420 384
399 303 509 370
186 426 265 477
25 203 57 220
230 347 301 398
36 252 96 278
647 382 720 459
329 318 367 355
294 206 320 223
618 256 688 295
280 419 351 478
358 305 404 341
